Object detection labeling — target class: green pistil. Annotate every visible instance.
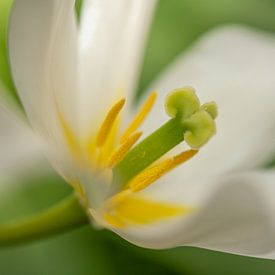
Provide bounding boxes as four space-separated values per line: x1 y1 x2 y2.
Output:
113 86 218 188
113 117 185 187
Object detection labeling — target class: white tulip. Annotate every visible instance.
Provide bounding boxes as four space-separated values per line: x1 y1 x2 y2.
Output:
2 0 275 258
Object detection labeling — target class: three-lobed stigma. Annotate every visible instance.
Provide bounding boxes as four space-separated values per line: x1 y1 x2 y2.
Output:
165 86 217 148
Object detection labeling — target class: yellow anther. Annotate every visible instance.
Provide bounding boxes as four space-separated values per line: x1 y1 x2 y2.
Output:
96 118 120 168
129 149 198 192
105 194 193 227
120 92 156 144
129 159 173 192
108 131 142 168
104 189 132 209
96 98 125 147
169 149 198 170
103 213 125 228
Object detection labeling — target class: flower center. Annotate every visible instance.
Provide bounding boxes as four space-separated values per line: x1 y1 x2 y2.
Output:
57 87 217 228
95 92 156 169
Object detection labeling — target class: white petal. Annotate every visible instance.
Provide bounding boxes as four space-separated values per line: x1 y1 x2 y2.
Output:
0 105 45 191
9 0 80 179
78 0 156 134
142 25 275 180
112 26 275 258
9 0 78 145
115 170 275 259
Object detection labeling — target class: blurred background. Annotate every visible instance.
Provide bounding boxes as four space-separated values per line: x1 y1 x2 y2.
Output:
1 0 275 274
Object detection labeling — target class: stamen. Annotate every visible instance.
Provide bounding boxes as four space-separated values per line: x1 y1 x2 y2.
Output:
96 98 125 147
108 131 142 168
113 87 217 188
103 213 125 228
105 189 132 209
105 195 192 227
169 149 198 170
129 149 198 192
129 159 173 192
96 118 120 167
120 92 156 144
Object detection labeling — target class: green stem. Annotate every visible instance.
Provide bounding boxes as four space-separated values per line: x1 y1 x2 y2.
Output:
0 194 89 246
113 117 185 187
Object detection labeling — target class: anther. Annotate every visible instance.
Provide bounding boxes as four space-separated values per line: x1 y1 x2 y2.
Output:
129 159 174 192
103 213 125 228
120 92 156 143
96 98 125 147
169 149 198 170
104 189 132 209
108 131 142 168
128 149 198 192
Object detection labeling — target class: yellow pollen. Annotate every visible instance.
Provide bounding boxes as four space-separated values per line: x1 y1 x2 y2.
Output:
95 118 120 168
104 189 132 209
103 194 193 228
129 159 173 192
108 131 143 168
120 92 157 144
96 98 125 147
169 149 198 170
103 213 125 228
129 149 198 192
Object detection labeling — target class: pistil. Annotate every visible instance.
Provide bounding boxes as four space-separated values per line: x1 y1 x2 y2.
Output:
112 87 217 188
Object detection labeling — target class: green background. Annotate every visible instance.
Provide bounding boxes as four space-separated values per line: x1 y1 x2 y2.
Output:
1 0 275 274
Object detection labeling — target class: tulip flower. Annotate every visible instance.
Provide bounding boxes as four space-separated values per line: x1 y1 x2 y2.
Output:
0 0 275 259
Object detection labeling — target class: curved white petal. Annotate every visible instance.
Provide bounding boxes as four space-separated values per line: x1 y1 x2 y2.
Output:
9 0 80 179
142 25 275 180
78 0 156 134
0 105 45 191
9 0 77 146
112 25 275 258
116 170 275 259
